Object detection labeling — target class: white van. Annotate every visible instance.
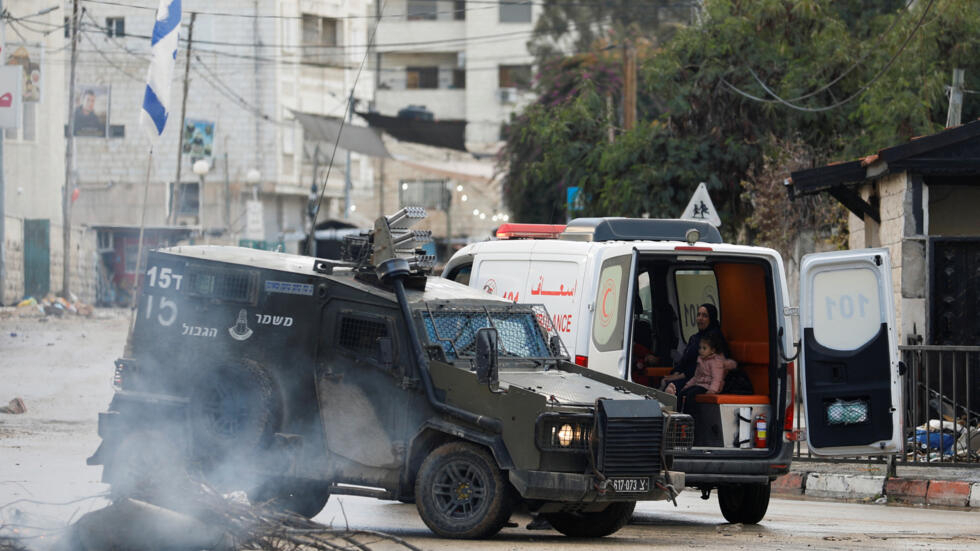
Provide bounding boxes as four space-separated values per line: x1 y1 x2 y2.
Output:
444 217 903 523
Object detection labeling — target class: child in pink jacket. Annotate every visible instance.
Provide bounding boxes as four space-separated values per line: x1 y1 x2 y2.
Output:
666 331 736 414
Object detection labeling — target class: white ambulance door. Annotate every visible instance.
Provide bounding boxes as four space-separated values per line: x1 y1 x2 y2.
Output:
799 248 902 456
471 252 530 304
586 247 638 378
520 250 586 359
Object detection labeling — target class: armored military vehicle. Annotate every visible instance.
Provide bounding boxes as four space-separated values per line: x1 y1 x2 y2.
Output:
89 208 692 539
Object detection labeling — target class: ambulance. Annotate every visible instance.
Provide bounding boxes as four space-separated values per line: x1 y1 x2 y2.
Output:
444 217 904 523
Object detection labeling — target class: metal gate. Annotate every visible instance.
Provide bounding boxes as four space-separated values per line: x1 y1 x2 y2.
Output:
23 219 50 299
930 238 980 345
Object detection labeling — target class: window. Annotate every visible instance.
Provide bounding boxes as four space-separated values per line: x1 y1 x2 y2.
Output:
498 64 531 90
592 255 631 352
109 124 125 138
674 269 719 342
64 16 70 38
499 0 531 23
338 316 389 355
454 0 466 20
406 66 438 89
407 0 438 20
810 267 882 351
452 68 466 89
186 266 257 302
399 180 448 209
105 17 125 37
302 14 341 66
171 181 200 218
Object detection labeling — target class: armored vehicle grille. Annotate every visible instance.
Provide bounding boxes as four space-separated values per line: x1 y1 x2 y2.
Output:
597 400 664 477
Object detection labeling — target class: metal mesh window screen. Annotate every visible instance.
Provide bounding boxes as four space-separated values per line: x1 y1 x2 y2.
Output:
186 268 255 302
421 305 566 361
339 317 388 354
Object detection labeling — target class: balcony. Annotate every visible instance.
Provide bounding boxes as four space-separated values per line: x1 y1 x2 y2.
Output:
376 89 466 120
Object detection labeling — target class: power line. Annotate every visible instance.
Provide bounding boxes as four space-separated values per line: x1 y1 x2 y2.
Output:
83 0 496 21
723 0 935 113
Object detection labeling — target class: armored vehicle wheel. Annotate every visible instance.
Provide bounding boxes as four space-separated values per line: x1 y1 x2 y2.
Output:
415 442 514 539
107 429 193 508
249 479 331 518
717 482 770 524
189 360 280 464
541 501 636 538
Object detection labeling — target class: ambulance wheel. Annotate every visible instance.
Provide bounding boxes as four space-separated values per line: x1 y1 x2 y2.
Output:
717 482 770 524
189 360 281 463
541 501 636 538
249 478 331 518
415 442 514 539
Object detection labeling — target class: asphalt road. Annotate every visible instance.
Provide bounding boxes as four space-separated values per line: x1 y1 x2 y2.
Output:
2 312 978 551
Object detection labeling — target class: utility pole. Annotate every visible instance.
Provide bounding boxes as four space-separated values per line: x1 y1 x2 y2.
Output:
946 68 965 128
169 11 195 224
343 95 353 219
63 0 81 298
0 0 7 305
306 143 319 256
622 41 637 131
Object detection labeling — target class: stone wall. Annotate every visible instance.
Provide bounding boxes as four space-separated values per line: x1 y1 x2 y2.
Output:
2 216 24 305
1 216 97 306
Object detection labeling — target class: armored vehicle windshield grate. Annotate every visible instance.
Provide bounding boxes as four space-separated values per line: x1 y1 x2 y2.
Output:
422 305 566 361
338 316 389 355
186 266 257 303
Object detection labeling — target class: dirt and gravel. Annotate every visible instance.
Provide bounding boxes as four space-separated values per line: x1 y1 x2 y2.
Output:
2 310 979 551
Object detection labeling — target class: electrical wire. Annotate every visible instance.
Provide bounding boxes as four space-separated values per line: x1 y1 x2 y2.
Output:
723 0 935 113
310 0 388 230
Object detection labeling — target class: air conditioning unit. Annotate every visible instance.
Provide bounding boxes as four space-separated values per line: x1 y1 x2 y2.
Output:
498 87 518 104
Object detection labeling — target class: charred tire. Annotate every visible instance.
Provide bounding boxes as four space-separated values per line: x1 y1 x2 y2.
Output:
541 501 636 538
415 442 514 539
188 360 281 464
717 482 771 524
249 479 331 518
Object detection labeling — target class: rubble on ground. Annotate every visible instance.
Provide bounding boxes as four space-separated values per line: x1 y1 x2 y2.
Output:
13 295 94 318
0 481 421 551
0 398 26 415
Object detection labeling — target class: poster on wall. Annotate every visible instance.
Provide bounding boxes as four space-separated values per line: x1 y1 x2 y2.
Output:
0 66 23 129
73 85 110 137
5 43 42 102
182 119 215 163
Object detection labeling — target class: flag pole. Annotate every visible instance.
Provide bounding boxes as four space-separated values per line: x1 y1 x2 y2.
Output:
125 145 155 356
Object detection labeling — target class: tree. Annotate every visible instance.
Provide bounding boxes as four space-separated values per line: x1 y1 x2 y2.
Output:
501 0 980 243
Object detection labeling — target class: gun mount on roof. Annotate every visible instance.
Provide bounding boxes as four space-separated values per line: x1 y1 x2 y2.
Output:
559 218 723 243
339 207 436 278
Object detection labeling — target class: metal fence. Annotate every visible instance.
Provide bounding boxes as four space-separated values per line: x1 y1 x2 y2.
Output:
793 345 980 468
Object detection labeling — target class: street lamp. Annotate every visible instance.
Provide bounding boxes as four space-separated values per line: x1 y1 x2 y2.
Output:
246 168 260 200
193 159 210 232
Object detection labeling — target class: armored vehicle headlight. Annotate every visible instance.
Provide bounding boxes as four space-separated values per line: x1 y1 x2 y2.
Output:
537 415 593 451
557 424 574 447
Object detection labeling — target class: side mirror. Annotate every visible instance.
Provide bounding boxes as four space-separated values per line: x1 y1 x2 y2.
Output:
549 334 564 357
475 327 499 385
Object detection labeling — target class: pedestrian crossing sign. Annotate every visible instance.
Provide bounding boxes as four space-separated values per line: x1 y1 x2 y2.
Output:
681 182 721 227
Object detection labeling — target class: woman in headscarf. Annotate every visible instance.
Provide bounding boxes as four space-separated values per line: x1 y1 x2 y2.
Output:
660 303 729 393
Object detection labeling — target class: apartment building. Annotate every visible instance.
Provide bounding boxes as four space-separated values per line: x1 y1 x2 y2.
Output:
364 0 537 256
60 0 373 301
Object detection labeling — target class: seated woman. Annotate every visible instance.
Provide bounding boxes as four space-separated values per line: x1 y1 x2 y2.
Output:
660 303 730 392
665 331 736 414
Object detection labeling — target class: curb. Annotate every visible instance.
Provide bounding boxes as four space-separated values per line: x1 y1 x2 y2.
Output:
773 472 980 509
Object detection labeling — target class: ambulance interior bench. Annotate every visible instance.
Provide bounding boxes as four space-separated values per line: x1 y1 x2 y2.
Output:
693 340 771 448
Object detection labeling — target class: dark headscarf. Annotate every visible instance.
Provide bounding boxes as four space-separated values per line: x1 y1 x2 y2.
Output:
674 303 729 377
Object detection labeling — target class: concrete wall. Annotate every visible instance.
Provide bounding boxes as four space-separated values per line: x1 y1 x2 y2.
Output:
846 171 928 344
2 216 24 304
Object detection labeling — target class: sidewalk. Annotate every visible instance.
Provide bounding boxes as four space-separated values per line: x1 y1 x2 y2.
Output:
775 459 980 509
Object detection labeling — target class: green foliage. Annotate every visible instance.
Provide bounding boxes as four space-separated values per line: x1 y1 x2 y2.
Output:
501 0 980 244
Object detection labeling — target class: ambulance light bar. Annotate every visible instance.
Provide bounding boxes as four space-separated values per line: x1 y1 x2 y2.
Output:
495 223 567 240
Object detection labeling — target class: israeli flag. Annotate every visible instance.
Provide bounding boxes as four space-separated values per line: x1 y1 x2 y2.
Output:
140 0 182 138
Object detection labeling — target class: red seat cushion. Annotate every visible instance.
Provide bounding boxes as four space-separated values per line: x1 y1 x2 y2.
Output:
695 393 770 405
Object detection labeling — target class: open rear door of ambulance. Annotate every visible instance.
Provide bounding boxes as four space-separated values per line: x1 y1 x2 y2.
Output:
799 248 902 456
585 247 637 379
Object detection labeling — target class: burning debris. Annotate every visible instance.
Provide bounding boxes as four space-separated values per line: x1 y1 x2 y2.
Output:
1 484 421 551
